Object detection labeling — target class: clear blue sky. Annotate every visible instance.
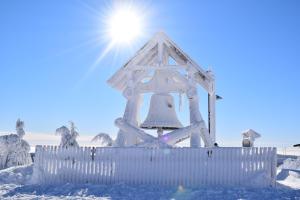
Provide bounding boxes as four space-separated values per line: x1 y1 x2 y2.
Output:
0 0 299 147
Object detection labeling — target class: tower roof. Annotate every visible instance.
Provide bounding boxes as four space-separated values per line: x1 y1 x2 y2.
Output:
107 32 215 94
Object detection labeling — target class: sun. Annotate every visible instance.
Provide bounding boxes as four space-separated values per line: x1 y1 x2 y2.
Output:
107 6 142 44
79 2 149 82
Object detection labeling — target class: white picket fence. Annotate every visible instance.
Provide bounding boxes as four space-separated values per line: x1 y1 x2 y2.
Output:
33 146 277 187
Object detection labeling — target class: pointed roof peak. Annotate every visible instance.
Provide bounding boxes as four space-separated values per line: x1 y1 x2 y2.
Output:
107 31 215 93
148 31 175 46
152 31 168 40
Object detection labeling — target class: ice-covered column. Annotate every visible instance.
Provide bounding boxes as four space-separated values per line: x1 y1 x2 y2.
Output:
187 86 201 147
115 94 142 146
114 75 142 147
186 67 201 147
187 86 213 147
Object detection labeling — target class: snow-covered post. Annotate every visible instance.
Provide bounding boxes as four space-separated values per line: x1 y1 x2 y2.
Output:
31 145 43 184
115 72 142 147
187 68 202 148
207 71 216 144
187 85 213 147
187 86 201 147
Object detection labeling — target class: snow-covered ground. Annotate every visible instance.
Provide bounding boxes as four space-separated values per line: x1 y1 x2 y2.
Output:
277 157 300 189
0 159 300 200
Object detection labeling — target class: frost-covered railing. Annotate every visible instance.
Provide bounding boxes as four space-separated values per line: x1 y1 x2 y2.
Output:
33 146 277 187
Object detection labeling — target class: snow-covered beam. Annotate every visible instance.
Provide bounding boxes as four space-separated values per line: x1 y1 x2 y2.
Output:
134 70 189 94
115 118 156 143
128 64 188 71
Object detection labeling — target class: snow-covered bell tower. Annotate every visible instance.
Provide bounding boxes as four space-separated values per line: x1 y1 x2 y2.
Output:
107 32 216 148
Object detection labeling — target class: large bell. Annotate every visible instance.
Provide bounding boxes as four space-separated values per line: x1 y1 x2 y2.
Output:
141 93 183 130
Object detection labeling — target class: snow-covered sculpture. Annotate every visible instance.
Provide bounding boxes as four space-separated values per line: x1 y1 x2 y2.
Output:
92 133 113 147
107 32 217 148
0 119 31 169
56 121 79 148
242 129 261 147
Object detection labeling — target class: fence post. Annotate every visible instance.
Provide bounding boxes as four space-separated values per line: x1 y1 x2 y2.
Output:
271 147 277 187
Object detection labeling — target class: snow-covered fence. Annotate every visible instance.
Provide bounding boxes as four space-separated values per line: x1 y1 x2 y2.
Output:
277 147 300 156
33 146 277 187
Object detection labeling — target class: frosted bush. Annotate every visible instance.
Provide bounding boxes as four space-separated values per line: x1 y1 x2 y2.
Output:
92 133 113 146
56 121 79 148
0 119 31 169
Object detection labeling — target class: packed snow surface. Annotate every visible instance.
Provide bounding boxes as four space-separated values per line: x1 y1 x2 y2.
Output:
281 157 300 170
277 157 300 189
0 163 300 199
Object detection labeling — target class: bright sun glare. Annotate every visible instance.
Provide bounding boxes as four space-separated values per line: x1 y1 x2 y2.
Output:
107 6 142 44
81 3 147 81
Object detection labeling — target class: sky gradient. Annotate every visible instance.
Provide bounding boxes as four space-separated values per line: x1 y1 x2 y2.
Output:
0 0 299 147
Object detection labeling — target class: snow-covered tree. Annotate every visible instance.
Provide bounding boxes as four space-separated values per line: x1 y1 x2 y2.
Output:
56 121 79 148
0 119 31 169
92 133 113 147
